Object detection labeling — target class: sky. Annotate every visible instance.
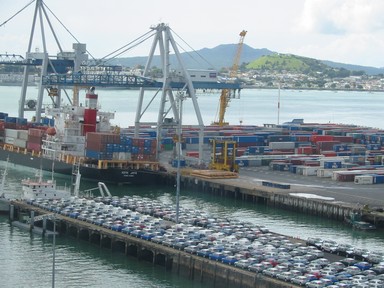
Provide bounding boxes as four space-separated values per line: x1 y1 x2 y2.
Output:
1 0 384 68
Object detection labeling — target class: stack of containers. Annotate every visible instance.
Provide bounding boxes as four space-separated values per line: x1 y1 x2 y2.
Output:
0 113 7 142
85 132 120 160
131 137 157 161
85 133 157 162
4 128 18 145
14 117 28 130
161 137 173 151
4 116 17 129
6 129 29 148
27 128 46 152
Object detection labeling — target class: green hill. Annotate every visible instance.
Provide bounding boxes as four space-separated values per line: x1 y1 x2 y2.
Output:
246 53 367 78
246 53 327 73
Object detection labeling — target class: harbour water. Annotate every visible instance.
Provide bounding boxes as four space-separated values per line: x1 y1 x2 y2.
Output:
1 86 384 128
1 86 384 287
1 160 384 287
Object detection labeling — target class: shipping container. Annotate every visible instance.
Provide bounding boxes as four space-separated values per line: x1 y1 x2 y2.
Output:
267 135 292 142
302 166 319 176
14 138 27 149
296 146 313 155
27 142 41 152
333 144 351 152
0 112 9 120
5 128 19 138
17 130 29 141
4 136 15 145
310 135 334 143
317 168 342 178
323 160 342 169
269 141 295 150
354 175 374 185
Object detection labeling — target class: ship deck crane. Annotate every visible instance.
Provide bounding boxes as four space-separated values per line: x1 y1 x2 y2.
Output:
213 30 247 126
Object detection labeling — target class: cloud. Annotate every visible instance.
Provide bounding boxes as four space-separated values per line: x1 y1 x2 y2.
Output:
297 0 384 35
294 33 384 66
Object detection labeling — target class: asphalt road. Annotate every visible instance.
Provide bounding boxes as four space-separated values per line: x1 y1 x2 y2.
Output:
238 166 384 209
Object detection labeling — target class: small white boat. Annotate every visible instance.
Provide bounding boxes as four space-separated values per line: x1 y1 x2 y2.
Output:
21 168 72 200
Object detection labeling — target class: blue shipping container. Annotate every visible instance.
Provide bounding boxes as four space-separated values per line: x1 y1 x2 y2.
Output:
236 159 249 167
373 174 384 184
323 161 342 169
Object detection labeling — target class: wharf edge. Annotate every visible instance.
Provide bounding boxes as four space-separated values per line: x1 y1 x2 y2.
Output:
159 169 384 228
9 200 293 288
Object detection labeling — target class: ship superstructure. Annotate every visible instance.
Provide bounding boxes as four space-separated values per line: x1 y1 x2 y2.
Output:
42 88 114 162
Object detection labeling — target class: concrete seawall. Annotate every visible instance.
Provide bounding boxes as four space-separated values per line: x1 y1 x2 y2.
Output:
9 201 294 288
160 171 384 228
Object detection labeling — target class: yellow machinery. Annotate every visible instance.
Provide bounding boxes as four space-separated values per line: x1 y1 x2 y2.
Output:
209 139 239 172
213 30 247 126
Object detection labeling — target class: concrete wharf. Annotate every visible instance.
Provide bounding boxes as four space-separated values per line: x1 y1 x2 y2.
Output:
160 165 384 228
9 200 297 288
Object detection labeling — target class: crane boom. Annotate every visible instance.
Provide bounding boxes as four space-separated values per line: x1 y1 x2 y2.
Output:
230 30 247 79
213 30 247 126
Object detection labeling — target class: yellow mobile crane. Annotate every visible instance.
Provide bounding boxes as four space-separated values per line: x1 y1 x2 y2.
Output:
213 30 247 126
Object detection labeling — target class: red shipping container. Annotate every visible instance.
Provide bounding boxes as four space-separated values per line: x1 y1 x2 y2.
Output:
304 160 320 166
27 142 41 152
296 136 311 142
321 150 337 157
186 151 199 158
333 136 353 143
297 146 312 155
316 141 341 151
28 128 46 137
310 135 334 143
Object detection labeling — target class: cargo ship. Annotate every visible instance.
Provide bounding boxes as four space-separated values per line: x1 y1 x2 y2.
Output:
0 88 165 185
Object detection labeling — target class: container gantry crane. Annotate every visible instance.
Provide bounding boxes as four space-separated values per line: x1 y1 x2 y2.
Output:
213 30 247 126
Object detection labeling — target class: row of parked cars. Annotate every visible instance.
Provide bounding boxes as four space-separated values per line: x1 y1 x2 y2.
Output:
306 237 384 264
29 196 384 287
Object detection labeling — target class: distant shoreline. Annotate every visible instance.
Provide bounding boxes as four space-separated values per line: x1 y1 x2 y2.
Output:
1 82 382 93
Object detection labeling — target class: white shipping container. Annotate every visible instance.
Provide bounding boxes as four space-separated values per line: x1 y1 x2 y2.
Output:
17 130 29 141
295 165 305 175
119 152 131 160
317 168 345 178
14 138 27 149
354 175 374 185
5 128 19 138
302 166 319 176
269 142 295 150
5 136 15 145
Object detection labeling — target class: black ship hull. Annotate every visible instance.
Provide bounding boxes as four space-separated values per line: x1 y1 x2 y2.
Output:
0 149 163 185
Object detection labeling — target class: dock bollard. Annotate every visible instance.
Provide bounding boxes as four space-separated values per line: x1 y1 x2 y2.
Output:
42 215 47 237
9 204 14 221
30 211 35 233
